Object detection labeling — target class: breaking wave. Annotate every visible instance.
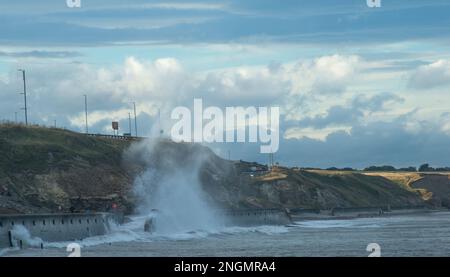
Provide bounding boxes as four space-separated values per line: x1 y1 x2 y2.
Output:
294 217 389 229
44 215 291 249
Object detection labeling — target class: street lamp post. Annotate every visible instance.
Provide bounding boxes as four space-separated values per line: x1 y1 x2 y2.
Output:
132 102 138 137
84 94 88 133
128 112 132 134
18 69 28 125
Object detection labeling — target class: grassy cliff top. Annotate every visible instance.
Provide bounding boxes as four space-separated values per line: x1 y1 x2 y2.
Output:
0 123 131 174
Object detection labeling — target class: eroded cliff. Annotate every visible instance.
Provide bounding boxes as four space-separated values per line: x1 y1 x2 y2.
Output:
0 124 435 214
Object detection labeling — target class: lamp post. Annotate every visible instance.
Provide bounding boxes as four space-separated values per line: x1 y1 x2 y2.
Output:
83 94 88 133
132 102 138 137
128 112 132 134
18 69 28 125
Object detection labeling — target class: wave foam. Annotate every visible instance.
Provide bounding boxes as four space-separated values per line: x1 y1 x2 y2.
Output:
43 215 291 249
295 218 385 229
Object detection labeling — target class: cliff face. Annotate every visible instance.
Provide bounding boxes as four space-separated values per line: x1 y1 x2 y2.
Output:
123 139 425 210
409 174 450 207
234 169 424 209
0 125 134 214
0 124 431 214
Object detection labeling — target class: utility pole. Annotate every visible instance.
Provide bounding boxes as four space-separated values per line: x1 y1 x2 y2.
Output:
269 151 274 170
83 94 88 133
14 112 17 123
128 112 132 134
54 120 57 128
132 102 138 137
269 153 271 169
18 69 28 125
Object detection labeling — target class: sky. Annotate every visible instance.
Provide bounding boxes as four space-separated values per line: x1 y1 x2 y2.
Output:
1 0 450 168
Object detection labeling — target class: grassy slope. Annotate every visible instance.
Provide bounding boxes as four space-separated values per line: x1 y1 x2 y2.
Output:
363 171 450 204
0 124 128 174
307 170 450 205
0 124 133 213
0 124 431 213
239 167 424 209
301 170 422 207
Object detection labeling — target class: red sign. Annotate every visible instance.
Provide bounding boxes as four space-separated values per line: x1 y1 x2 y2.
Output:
112 121 119 130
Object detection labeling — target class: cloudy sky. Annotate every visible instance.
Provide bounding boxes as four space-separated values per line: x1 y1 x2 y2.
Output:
1 0 450 168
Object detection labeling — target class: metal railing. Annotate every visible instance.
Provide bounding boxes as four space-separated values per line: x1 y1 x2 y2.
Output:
85 133 144 141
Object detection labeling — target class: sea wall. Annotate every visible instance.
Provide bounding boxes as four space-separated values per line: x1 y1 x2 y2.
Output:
331 207 383 218
220 209 292 226
290 207 385 220
290 206 436 221
289 208 329 220
0 213 117 249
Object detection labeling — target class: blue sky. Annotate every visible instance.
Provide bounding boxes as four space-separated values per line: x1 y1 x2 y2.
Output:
1 0 450 168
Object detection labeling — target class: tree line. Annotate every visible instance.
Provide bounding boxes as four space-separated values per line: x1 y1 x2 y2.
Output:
323 164 450 172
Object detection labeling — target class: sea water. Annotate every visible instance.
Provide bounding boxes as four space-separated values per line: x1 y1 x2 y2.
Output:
3 212 450 257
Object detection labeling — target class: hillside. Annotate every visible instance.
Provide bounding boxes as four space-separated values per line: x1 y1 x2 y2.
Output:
0 124 134 214
0 124 444 215
362 171 450 206
237 167 424 209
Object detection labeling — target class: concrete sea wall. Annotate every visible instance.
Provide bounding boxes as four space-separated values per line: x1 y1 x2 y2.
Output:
290 206 434 221
331 207 383 218
0 213 117 249
220 209 293 226
291 207 385 220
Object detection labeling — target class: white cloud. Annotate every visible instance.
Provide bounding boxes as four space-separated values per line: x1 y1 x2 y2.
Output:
284 126 352 141
439 113 450 136
0 54 419 140
289 54 361 96
198 65 290 107
3 53 450 166
409 59 450 89
0 54 386 137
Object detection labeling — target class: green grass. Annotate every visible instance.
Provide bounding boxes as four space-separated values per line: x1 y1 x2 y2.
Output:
0 123 131 174
296 170 421 207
